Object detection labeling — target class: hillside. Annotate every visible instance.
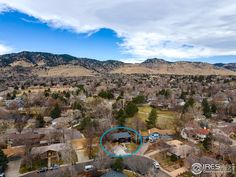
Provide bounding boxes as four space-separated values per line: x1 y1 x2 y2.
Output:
0 51 124 73
0 52 236 76
112 58 236 75
214 63 236 71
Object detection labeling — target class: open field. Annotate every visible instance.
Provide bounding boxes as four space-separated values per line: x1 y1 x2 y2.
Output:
127 105 178 130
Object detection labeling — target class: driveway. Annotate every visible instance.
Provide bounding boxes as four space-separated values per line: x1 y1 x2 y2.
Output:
5 158 22 177
113 145 127 156
75 149 89 163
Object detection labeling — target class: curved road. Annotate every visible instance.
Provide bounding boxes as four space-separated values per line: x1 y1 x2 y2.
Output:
20 155 170 177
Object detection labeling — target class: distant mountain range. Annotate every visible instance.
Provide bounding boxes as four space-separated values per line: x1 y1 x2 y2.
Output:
0 51 236 76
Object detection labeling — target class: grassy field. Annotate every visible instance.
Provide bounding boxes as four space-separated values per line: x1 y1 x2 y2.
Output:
127 105 178 130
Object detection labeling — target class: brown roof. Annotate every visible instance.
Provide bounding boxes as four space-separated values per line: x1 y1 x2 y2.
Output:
195 129 210 135
31 143 70 155
3 147 25 157
8 132 44 146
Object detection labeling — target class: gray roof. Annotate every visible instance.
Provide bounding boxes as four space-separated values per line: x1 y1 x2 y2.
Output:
101 170 126 177
111 132 131 140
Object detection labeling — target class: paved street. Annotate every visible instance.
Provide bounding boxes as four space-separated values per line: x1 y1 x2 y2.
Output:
20 155 171 177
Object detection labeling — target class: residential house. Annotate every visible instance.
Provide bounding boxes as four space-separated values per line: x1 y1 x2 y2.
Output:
7 132 44 147
110 132 131 143
31 143 75 168
181 127 210 143
165 140 193 159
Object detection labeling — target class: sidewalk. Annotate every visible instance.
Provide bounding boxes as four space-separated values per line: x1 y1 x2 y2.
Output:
145 147 169 157
5 159 22 177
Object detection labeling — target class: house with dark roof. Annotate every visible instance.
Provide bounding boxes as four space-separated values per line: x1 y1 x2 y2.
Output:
110 132 131 143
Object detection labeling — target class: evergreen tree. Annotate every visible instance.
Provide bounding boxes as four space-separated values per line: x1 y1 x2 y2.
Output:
183 97 195 112
179 90 187 100
125 102 138 117
51 92 59 99
211 103 217 114
202 98 212 118
50 104 61 119
98 90 114 99
35 114 45 128
158 89 171 98
202 133 212 151
0 149 8 172
132 95 145 104
112 158 124 172
115 109 127 125
65 91 70 98
146 108 157 128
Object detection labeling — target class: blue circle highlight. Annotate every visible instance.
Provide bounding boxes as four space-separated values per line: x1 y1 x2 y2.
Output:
99 126 143 158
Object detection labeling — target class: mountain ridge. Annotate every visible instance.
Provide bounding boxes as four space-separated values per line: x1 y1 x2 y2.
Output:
0 51 236 75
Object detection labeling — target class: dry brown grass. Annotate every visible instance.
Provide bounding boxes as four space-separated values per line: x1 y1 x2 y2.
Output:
10 60 34 67
36 65 96 77
111 63 236 75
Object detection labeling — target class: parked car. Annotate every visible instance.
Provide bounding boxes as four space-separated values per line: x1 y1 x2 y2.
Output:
37 167 48 173
0 172 5 177
49 164 60 170
153 161 160 169
84 165 95 172
149 138 157 143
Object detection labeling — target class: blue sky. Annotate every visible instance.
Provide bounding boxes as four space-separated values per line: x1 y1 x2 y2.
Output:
0 0 236 63
0 11 129 60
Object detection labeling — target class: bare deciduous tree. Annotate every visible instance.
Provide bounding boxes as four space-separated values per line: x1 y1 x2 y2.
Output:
13 114 27 134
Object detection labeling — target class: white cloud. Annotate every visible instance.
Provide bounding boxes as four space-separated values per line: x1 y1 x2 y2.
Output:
0 0 236 59
0 43 12 54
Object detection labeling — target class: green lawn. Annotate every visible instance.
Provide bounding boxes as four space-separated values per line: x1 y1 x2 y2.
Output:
126 105 178 130
20 159 47 174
